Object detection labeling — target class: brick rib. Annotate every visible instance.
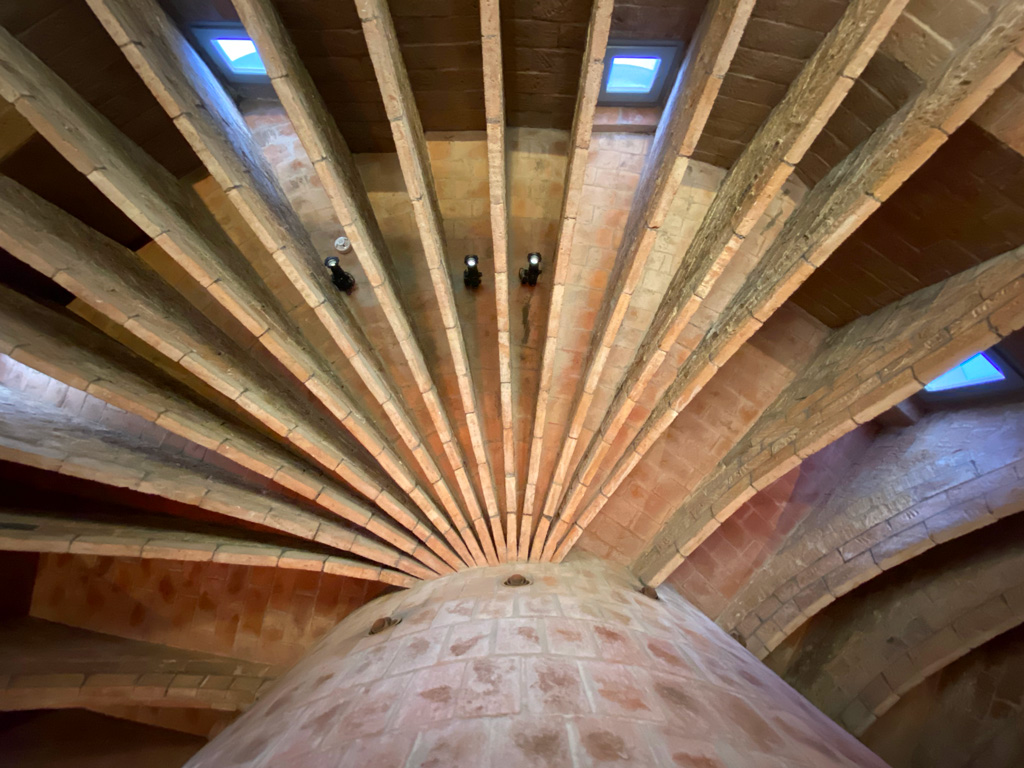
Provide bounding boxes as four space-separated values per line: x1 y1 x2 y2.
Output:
0 617 282 712
727 465 1023 661
479 0 519 559
542 0 911 560
354 0 502 563
632 243 1024 586
529 0 755 560
0 285 458 577
0 385 428 582
0 179 454 576
230 0 487 568
518 0 615 560
0 509 407 586
85 0 478 570
0 27 473 569
557 1 1024 567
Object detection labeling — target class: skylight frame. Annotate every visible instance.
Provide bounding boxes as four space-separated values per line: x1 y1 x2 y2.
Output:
923 352 1006 393
915 348 1023 407
598 42 684 107
191 24 268 84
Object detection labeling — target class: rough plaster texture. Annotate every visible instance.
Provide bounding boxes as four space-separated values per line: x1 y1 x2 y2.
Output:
185 556 889 767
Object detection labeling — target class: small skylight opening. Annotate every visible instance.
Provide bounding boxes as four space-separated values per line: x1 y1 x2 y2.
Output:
924 352 1006 392
213 38 266 75
192 25 268 83
607 56 661 94
599 42 683 107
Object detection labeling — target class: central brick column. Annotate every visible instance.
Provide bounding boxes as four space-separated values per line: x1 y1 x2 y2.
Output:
184 556 889 767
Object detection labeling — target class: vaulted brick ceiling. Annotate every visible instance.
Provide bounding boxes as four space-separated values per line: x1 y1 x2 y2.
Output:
0 0 1023 763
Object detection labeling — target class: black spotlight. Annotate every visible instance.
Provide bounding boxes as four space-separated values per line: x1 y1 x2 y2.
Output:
324 256 356 293
519 252 542 286
464 254 482 289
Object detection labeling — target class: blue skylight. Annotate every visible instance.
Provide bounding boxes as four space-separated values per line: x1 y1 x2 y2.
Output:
213 37 266 75
607 56 661 94
924 352 1006 392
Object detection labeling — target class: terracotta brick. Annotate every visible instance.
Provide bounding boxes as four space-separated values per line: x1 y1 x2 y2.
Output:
523 656 590 715
456 656 520 717
822 550 879 606
871 523 934 570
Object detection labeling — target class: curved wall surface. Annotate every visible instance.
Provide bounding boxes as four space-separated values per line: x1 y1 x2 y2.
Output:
185 555 889 767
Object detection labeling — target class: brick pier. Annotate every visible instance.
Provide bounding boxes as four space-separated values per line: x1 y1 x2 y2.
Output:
185 556 889 767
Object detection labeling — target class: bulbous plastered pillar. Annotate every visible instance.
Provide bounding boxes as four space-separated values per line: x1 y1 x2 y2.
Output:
186 555 889 767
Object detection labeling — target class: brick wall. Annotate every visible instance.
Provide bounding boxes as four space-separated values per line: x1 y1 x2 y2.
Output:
521 134 809 552
766 515 1024 735
862 622 1024 768
0 617 272 713
718 401 1024 656
241 106 812 539
975 66 1024 155
880 0 1002 83
580 302 828 565
536 132 652 507
0 709 205 768
793 122 1024 327
0 354 423 583
635 244 1024 585
244 106 571 520
88 704 233 740
0 354 267 493
184 555 888 768
30 554 387 668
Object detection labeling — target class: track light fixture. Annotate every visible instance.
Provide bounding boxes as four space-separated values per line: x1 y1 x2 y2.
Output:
324 256 356 293
464 254 482 289
519 252 542 286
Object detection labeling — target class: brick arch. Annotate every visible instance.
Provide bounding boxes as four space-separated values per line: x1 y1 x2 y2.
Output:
0 672 260 713
861 623 1024 768
184 556 888 768
707 403 1024 659
664 426 877 629
634 246 1024 587
764 516 1024 736
0 618 274 714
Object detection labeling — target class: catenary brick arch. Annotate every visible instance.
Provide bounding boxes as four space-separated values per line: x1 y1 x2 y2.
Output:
689 402 1024 658
861 623 1024 768
634 245 1024 587
764 515 1024 736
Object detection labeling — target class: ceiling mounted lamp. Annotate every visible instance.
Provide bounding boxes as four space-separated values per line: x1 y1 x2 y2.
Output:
324 256 356 293
519 252 542 286
464 254 482 289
